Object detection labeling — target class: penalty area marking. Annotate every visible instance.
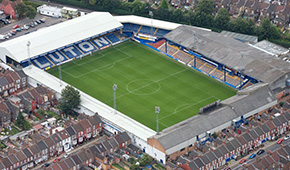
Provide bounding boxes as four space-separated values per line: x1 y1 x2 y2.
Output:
159 96 218 121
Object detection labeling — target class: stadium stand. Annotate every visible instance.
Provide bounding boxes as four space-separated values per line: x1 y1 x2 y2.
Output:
106 34 120 44
28 32 123 69
147 40 247 88
148 39 166 49
123 23 170 37
139 25 156 35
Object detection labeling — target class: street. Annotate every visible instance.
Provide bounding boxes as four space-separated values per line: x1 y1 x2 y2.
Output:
32 135 106 170
230 138 290 170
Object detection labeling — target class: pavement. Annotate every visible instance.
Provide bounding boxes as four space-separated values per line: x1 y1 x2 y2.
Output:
229 137 290 170
0 14 65 42
32 135 106 170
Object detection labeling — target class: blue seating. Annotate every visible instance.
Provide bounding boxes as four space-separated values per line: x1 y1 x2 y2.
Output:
76 41 97 53
106 34 120 44
91 37 111 48
139 26 155 35
131 24 140 32
123 23 132 31
47 51 67 64
31 56 52 69
155 29 170 36
61 45 82 59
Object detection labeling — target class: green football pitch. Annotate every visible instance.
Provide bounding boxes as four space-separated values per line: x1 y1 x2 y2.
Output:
48 40 236 131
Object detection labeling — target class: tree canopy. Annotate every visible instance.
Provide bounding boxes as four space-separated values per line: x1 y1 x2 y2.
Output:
159 0 169 10
16 2 37 19
215 8 230 30
57 85 81 115
258 17 280 40
16 113 32 130
195 0 214 14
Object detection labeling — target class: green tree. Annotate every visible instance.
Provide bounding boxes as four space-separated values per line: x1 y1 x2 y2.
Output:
16 113 32 130
258 17 280 40
57 85 81 115
89 0 97 5
173 8 183 23
131 0 143 14
195 0 214 14
159 0 169 10
139 154 153 166
16 2 27 19
192 11 214 28
215 8 230 30
25 5 36 19
229 17 249 34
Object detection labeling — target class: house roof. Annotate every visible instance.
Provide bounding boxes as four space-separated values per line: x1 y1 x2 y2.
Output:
96 143 107 153
230 138 241 148
29 144 41 154
114 134 124 145
254 126 264 136
213 147 223 158
66 126 76 136
15 151 27 161
88 145 101 155
200 155 210 165
102 140 113 150
8 154 19 164
265 120 275 130
64 158 76 168
72 123 83 133
225 141 235 152
206 151 217 162
50 133 62 143
120 132 131 142
218 145 229 155
249 129 259 139
44 136 55 147
108 137 118 148
277 114 287 124
79 119 92 130
193 157 204 168
36 140 48 151
58 130 70 140
22 148 33 158
272 118 282 126
58 160 69 170
242 132 253 142
188 161 199 170
77 152 88 163
1 157 12 168
71 155 82 165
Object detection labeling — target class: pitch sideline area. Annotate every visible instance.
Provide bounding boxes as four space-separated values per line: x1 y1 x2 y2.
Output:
48 40 236 131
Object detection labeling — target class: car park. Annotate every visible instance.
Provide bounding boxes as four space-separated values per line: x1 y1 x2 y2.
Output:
277 138 284 144
257 149 265 155
249 153 256 159
12 24 20 29
239 159 246 164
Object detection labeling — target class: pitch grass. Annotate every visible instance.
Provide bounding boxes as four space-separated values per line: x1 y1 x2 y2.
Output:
48 41 236 131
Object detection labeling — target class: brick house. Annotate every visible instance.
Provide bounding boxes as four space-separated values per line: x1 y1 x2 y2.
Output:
79 119 92 140
0 101 11 127
0 0 22 19
72 123 84 144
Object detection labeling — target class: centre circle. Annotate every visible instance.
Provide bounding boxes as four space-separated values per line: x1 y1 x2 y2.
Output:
126 79 161 95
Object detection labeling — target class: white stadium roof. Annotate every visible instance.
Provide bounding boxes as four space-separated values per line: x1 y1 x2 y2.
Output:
115 15 180 30
0 12 122 63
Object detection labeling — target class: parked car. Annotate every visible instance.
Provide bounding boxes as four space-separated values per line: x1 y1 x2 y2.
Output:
40 17 46 23
277 139 284 144
12 30 17 34
12 24 20 29
249 153 256 159
36 20 42 24
257 149 265 155
239 159 246 164
30 23 35 28
7 32 12 37
10 31 15 35
21 25 29 30
53 157 60 163
34 21 38 25
43 163 50 167
15 28 21 32
64 153 69 158
284 135 290 141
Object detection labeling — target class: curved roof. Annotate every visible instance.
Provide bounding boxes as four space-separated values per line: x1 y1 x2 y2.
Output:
114 15 181 30
0 12 122 63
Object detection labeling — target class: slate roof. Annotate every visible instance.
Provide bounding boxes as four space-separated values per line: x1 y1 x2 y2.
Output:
225 142 235 152
71 155 82 165
206 151 217 161
22 148 33 158
260 123 270 133
66 126 76 136
213 147 223 158
193 157 204 168
50 133 62 143
29 144 41 155
96 143 107 153
200 155 210 165
15 151 26 161
188 161 199 170
120 132 131 141
230 138 241 148
64 158 76 168
8 154 18 164
72 123 83 133
219 145 229 155
254 126 264 136
58 160 69 170
249 130 259 139
1 157 12 168
36 140 48 151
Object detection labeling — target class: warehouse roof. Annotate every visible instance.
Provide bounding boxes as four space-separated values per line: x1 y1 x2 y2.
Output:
0 12 122 63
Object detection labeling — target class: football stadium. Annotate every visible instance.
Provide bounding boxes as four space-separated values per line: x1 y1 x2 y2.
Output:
0 12 289 164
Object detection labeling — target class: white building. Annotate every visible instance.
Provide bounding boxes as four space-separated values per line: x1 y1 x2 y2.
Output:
37 4 61 18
